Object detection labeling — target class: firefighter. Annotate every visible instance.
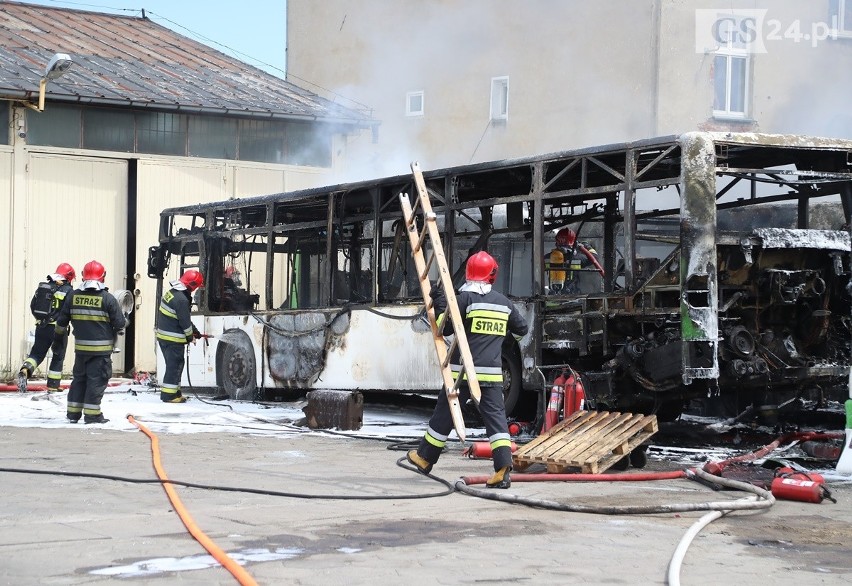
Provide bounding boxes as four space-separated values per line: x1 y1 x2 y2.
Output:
547 228 603 294
407 251 528 489
221 265 253 311
54 260 126 424
156 269 204 403
17 263 76 392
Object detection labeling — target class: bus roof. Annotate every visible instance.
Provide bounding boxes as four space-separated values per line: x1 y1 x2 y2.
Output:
160 132 852 216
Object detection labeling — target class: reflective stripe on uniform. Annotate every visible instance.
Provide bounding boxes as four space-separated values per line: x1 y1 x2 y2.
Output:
160 383 180 395
156 328 187 343
466 302 510 337
489 432 513 450
450 363 503 383
69 308 110 322
159 302 178 318
74 338 114 353
424 425 448 448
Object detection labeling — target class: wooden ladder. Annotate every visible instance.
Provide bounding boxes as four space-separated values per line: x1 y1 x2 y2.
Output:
399 162 482 442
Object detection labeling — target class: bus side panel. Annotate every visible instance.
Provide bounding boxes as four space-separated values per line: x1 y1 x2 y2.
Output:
317 308 442 391
174 308 455 394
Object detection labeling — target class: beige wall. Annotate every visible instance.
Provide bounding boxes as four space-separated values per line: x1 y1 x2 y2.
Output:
1 132 340 380
288 0 852 180
27 155 129 371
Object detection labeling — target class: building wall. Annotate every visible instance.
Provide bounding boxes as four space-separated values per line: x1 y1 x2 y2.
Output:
1 130 341 380
288 0 852 181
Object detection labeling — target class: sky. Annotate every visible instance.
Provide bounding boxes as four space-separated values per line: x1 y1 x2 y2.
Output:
18 0 289 78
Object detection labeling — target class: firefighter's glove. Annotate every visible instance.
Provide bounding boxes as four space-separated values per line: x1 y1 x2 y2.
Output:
429 281 445 301
55 325 67 336
429 282 446 313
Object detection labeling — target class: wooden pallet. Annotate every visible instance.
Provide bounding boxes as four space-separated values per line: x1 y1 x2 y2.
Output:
513 411 658 474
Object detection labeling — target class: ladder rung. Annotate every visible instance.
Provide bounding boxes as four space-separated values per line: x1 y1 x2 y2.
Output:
420 251 435 280
413 225 428 254
411 193 422 215
442 338 458 368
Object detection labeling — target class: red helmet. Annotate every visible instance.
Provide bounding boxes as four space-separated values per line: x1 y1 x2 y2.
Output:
82 260 106 282
180 269 205 291
555 228 577 248
465 251 498 284
54 262 76 281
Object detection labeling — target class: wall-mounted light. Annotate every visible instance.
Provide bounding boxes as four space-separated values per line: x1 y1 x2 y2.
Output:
24 52 73 112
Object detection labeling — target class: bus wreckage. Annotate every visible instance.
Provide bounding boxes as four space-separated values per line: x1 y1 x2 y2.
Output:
149 132 852 425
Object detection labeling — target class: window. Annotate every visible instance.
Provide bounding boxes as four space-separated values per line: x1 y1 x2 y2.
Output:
83 108 135 152
26 104 81 147
24 105 332 166
831 0 852 36
0 103 8 145
713 48 749 119
189 117 238 160
285 122 332 167
406 91 424 116
490 76 509 121
137 111 188 155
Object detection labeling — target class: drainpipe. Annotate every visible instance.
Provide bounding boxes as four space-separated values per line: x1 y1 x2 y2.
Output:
6 105 29 374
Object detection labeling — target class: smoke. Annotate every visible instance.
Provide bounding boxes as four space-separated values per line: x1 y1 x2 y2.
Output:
288 0 851 186
289 0 661 185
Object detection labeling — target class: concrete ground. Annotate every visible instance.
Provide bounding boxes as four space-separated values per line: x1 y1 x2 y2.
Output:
1 423 851 585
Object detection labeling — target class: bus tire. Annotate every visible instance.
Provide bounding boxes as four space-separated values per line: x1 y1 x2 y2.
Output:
502 349 522 416
217 329 257 400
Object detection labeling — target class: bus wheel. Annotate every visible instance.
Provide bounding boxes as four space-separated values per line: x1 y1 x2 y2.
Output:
502 351 522 416
217 330 257 400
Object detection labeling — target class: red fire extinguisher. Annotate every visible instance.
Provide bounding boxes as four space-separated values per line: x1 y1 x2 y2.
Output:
774 467 825 484
563 370 586 417
463 441 518 459
544 371 567 432
770 469 835 504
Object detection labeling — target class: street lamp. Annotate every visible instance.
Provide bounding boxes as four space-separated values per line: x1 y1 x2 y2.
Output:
34 52 73 112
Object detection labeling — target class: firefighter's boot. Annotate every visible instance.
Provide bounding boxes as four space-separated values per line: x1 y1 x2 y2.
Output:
163 395 187 403
406 450 433 475
84 414 109 424
486 466 512 489
16 370 28 394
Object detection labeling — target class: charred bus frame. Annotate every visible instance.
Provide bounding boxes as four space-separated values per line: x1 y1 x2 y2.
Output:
149 132 852 421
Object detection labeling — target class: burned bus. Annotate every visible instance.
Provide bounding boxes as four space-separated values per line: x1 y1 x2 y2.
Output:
148 132 852 423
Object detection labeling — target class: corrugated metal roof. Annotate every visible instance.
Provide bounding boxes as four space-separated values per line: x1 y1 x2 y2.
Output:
0 1 374 126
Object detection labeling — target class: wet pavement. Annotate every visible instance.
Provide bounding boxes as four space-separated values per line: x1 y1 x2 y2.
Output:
1 387 851 585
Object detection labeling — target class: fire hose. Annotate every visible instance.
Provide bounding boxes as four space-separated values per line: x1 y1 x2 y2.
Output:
453 429 847 584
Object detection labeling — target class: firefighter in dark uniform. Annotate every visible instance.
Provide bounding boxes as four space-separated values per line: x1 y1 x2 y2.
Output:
547 228 603 294
18 262 76 392
408 251 528 489
156 269 204 403
54 260 126 424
